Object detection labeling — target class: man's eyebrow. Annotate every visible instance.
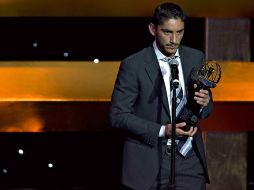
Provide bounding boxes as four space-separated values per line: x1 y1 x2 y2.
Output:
177 28 184 32
161 29 173 32
161 28 184 32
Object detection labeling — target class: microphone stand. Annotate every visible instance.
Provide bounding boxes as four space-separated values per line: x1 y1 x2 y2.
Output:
168 64 179 190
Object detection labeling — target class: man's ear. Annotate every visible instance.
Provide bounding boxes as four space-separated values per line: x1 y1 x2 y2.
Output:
148 23 156 36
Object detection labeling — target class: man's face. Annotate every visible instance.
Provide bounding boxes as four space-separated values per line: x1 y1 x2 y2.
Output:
149 18 184 57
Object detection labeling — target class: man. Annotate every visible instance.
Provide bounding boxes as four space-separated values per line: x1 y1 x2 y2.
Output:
110 2 212 190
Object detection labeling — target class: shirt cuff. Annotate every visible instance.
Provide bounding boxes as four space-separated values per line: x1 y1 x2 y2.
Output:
159 125 166 137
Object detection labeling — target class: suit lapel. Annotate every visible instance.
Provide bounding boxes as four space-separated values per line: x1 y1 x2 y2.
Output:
144 46 171 118
179 46 192 88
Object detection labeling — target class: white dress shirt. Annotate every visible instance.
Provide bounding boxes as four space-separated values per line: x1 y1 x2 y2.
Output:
152 41 186 137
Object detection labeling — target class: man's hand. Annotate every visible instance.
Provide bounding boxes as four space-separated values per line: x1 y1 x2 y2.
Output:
193 84 210 107
165 122 197 137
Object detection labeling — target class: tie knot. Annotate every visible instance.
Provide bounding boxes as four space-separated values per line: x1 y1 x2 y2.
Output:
161 56 179 67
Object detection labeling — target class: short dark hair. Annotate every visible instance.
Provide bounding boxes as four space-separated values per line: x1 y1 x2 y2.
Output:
152 2 186 26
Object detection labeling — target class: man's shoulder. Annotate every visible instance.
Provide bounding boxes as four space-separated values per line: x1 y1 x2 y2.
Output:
180 45 204 56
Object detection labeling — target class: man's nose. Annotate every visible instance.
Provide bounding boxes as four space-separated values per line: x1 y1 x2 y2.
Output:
169 33 177 43
171 33 177 43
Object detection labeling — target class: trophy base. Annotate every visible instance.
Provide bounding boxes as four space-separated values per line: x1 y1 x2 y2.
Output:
178 107 199 131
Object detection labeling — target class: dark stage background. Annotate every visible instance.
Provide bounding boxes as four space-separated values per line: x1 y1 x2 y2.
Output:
0 17 253 190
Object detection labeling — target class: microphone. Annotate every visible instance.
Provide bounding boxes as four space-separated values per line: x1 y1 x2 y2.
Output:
169 59 179 88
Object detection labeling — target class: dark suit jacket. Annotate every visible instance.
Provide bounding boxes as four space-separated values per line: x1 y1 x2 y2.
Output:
110 44 213 190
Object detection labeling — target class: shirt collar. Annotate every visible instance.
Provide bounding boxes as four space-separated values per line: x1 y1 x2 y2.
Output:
153 41 180 61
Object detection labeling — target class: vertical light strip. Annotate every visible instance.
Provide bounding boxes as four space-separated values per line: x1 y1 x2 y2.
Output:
205 18 209 61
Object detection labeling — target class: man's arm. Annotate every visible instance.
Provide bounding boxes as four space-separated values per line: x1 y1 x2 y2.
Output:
109 59 161 147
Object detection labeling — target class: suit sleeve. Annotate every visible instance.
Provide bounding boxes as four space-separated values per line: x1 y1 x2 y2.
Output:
109 59 161 147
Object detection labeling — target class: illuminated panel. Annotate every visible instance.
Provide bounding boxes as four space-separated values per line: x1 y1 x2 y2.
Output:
212 61 254 101
0 61 254 102
0 0 253 17
0 61 120 101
